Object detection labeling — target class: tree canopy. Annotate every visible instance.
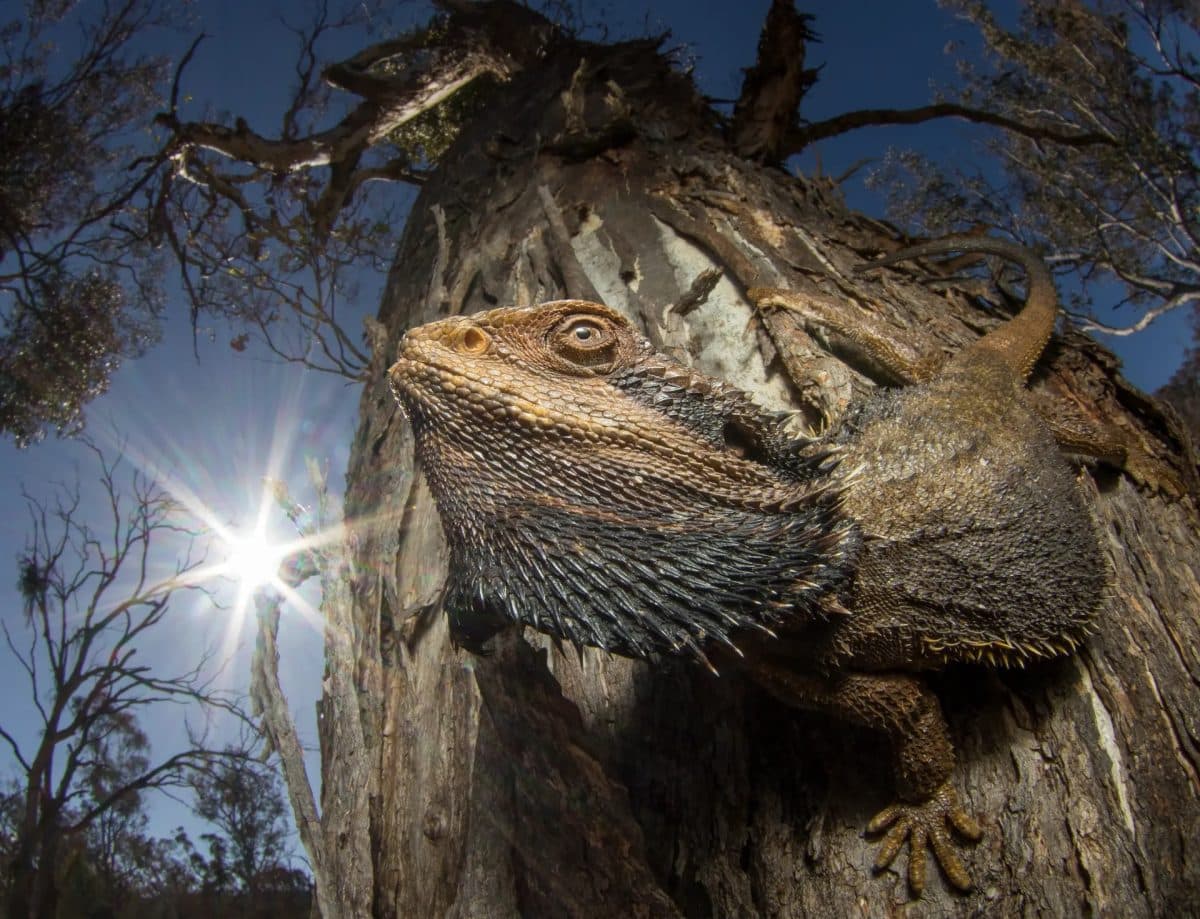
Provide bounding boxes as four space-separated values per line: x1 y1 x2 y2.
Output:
870 0 1199 339
0 0 170 445
1 0 1196 446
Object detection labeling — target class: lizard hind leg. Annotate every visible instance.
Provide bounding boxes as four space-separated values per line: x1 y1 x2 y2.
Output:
1034 396 1190 498
744 661 982 897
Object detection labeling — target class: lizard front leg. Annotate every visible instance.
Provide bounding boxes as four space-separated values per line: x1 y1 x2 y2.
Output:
749 285 945 387
745 660 981 896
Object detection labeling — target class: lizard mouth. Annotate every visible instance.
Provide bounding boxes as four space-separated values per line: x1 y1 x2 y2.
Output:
387 355 416 389
387 326 479 415
385 356 421 419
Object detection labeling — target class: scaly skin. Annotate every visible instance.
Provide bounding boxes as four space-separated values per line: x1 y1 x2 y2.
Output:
388 238 1108 898
390 299 858 660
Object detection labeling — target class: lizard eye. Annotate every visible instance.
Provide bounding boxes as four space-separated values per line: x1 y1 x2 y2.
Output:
550 314 619 370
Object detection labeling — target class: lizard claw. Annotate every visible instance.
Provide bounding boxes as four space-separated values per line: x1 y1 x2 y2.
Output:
867 782 981 897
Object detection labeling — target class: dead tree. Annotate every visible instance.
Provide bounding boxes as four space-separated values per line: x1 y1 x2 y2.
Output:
169 2 1199 914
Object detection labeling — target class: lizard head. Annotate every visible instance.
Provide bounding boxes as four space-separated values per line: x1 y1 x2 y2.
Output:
390 300 661 457
388 300 857 662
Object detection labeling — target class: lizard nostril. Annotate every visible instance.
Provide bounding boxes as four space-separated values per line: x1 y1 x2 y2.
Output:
458 325 490 355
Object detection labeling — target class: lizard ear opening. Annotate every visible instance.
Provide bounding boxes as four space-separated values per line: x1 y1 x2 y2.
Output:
722 418 760 461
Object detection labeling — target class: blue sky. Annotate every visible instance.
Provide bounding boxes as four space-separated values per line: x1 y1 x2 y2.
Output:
0 0 1189 852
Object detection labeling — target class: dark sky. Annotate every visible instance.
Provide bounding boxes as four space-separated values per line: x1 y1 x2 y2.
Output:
0 0 1188 847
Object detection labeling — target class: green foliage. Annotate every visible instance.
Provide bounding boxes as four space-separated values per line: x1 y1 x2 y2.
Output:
0 0 168 446
1 270 156 446
188 756 296 899
387 74 500 165
0 747 310 916
364 11 499 166
0 85 88 242
16 554 46 611
0 780 19 905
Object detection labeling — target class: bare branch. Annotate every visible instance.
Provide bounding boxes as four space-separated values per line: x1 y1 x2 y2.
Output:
4 442 253 916
159 3 528 176
1069 288 1200 336
789 101 1117 155
143 0 559 376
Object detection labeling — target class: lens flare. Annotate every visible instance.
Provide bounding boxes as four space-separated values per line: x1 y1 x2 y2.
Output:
223 528 285 591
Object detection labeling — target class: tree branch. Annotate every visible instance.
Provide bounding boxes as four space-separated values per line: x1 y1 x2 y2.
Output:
787 102 1118 155
146 1 562 377
1070 287 1200 336
159 6 525 177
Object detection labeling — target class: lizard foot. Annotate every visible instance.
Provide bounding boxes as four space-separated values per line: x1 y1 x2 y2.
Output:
1120 449 1189 500
867 782 982 897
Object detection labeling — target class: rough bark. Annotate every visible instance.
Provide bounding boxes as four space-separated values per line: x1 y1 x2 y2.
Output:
333 33 1200 919
730 0 817 161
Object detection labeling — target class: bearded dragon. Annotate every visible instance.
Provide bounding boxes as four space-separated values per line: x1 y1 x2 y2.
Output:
388 236 1109 897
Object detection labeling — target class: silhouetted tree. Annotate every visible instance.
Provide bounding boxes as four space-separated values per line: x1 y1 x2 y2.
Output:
0 444 250 918
188 755 296 902
871 0 1199 340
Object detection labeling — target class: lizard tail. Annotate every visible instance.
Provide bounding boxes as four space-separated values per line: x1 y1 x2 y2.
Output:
866 235 1058 381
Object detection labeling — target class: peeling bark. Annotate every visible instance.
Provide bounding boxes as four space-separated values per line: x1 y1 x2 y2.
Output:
334 30 1200 919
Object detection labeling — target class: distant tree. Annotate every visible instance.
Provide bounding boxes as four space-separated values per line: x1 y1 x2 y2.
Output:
170 827 232 908
869 0 1199 340
0 0 172 446
0 781 20 906
77 715 162 913
187 755 297 903
0 444 250 918
0 718 195 918
169 794 309 919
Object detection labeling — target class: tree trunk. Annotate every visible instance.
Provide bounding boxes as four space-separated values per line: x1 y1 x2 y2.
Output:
331 35 1200 918
6 789 62 919
6 842 34 919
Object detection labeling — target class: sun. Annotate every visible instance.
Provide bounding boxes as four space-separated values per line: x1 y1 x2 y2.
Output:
222 527 285 592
